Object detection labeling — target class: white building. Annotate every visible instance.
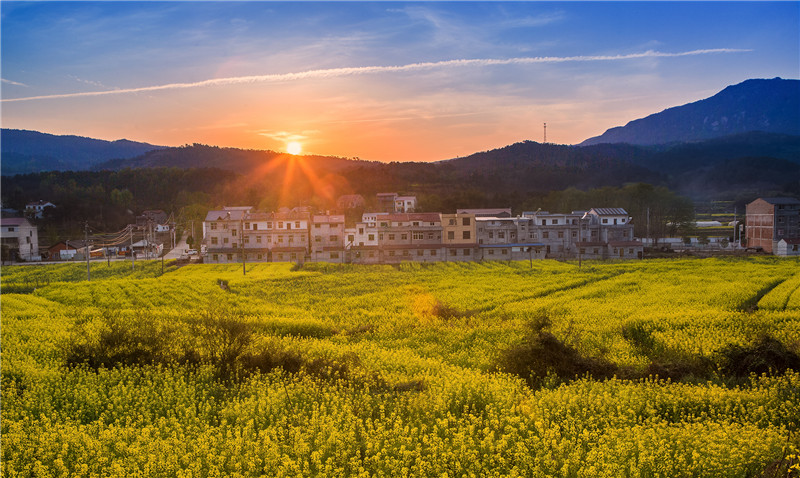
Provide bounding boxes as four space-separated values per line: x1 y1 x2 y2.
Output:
25 200 55 219
1 217 40 261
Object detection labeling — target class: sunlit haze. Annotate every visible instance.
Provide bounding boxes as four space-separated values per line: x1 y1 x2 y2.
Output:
2 2 798 162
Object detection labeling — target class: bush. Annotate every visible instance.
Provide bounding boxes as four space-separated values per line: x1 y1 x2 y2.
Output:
718 335 800 377
497 315 617 388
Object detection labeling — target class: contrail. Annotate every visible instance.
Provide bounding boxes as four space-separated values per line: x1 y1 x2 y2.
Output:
1 49 751 103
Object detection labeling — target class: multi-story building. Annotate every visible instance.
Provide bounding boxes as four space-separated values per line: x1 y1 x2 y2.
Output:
345 221 380 264
203 205 643 264
441 213 477 262
746 197 800 254
1 217 39 261
311 214 345 263
376 193 417 213
204 207 249 264
377 212 443 263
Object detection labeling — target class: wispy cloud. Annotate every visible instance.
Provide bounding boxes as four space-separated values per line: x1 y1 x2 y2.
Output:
2 78 28 87
256 130 318 142
2 49 751 103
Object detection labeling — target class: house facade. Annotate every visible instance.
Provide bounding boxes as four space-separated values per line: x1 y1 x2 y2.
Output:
202 205 643 264
746 197 800 253
25 200 55 219
1 217 40 261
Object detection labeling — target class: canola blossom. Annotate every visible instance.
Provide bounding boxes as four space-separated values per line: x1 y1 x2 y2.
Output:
1 257 798 477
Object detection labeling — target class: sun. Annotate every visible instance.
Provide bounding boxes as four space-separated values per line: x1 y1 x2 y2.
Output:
287 141 302 155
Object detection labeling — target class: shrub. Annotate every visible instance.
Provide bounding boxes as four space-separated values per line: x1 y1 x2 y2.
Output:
497 314 617 388
718 335 800 377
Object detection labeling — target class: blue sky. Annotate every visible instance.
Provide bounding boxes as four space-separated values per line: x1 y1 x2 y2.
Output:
2 2 798 161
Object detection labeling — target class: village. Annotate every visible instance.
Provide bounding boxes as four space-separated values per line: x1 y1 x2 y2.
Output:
3 194 798 265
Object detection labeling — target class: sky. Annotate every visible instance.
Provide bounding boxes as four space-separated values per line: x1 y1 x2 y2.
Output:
1 2 798 162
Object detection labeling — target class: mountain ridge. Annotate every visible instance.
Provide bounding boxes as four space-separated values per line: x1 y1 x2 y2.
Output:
580 78 800 146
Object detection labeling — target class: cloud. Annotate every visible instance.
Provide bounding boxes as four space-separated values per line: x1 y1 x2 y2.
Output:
256 130 318 142
2 78 28 87
2 49 752 103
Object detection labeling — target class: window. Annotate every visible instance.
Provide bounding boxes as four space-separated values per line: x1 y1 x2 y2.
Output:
389 234 395 240
315 236 322 242
572 231 577 238
359 228 364 234
629 248 634 254
278 222 284 229
614 219 618 225
463 249 470 256
223 223 228 230
400 234 407 240
488 249 495 255
389 250 396 257
531 232 538 239
379 234 384 241
213 254 218 261
558 231 564 239
368 251 375 258
417 249 424 256
542 232 549 239
330 235 338 242
413 221 420 226
226 254 233 260
245 223 250 230
449 219 456 225
489 232 494 239
430 250 437 256
403 250 409 256
256 236 262 243
267 222 272 229
580 248 586 254
593 248 599 254
232 229 237 236
244 237 250 244
257 254 263 260
541 220 546 225
430 222 436 226
552 219 558 225
295 221 300 229
448 231 455 240
210 223 217 230
462 231 471 240
211 237 218 245
268 236 272 243
223 237 229 244
288 236 293 243
380 222 388 227
278 236 284 243
368 234 375 241
232 243 238 249
290 253 297 260
462 218 470 226
253 224 258 230
287 223 292 230
498 232 505 239
427 233 434 240
277 253 284 261
602 219 608 224
315 224 321 229
348 235 355 242
501 249 508 255
330 252 339 259
413 232 424 240
450 249 457 256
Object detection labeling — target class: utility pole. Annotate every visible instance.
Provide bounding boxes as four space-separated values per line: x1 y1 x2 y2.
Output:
543 123 547 144
85 222 91 281
241 220 246 275
130 224 135 270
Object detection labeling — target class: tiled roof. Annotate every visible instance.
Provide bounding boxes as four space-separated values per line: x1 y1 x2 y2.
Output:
590 208 628 216
1 217 29 227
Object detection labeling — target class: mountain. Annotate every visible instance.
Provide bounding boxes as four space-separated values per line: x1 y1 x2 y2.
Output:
1 129 165 174
581 78 800 146
95 143 373 172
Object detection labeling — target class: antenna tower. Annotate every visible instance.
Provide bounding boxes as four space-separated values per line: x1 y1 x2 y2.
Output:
543 123 547 144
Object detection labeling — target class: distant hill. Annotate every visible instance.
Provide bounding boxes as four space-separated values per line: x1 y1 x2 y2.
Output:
96 143 373 173
1 129 165 174
581 78 800 146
